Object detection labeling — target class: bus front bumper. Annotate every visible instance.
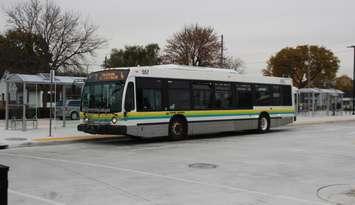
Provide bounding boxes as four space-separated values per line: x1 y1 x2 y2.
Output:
78 124 127 135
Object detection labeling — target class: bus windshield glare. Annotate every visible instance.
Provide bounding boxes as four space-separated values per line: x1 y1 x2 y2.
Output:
81 81 124 113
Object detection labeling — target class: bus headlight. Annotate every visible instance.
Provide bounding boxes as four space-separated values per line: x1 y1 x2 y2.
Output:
83 116 89 123
111 117 118 124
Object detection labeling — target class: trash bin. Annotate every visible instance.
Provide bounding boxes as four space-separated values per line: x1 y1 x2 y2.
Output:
0 165 9 205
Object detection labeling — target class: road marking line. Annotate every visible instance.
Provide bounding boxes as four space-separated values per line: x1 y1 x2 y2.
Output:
1 153 328 205
9 189 66 205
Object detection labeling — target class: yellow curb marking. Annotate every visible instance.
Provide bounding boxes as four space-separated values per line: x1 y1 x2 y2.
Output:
33 135 118 142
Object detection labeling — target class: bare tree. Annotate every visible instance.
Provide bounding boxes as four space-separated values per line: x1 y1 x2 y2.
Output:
223 57 245 74
164 24 222 67
5 0 106 73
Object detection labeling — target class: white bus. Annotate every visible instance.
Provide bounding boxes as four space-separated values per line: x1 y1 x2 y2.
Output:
78 65 295 139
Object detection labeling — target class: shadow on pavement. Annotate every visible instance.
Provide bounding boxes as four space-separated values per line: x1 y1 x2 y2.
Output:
86 128 291 147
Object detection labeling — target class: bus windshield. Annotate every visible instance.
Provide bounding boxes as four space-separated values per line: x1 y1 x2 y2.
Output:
81 81 125 113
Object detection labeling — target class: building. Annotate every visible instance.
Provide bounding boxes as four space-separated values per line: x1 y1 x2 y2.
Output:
0 72 85 121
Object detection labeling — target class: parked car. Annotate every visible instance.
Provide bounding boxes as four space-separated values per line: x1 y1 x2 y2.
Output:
56 100 81 120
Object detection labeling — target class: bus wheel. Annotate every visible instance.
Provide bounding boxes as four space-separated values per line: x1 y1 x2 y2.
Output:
71 112 79 120
258 114 270 133
169 118 187 140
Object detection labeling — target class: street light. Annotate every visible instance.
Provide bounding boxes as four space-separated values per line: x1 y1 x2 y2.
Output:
348 46 355 115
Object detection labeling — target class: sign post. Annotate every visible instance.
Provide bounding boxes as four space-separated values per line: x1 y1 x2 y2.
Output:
347 46 355 115
49 70 55 137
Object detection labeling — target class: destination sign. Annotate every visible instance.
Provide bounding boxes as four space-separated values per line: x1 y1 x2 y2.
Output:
87 70 129 82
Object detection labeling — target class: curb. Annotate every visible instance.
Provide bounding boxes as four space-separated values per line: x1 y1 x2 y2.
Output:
2 135 122 149
293 118 355 126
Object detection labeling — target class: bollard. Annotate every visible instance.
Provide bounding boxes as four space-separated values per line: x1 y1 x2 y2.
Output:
0 165 9 205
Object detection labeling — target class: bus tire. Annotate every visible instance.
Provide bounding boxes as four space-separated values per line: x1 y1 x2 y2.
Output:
258 113 270 133
169 116 188 140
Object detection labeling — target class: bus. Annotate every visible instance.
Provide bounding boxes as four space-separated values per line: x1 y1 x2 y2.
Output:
78 65 295 139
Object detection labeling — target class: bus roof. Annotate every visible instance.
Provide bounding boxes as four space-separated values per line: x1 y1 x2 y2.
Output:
103 64 293 85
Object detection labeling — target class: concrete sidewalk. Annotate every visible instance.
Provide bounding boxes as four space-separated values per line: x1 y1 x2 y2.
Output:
0 115 355 149
294 115 355 125
0 119 118 149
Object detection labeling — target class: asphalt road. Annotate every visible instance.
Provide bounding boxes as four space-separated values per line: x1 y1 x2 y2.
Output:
1 122 355 205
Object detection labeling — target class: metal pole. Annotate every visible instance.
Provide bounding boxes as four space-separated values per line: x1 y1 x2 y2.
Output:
5 82 9 130
62 85 66 127
347 46 355 115
49 70 54 137
35 84 38 119
353 47 355 115
307 48 312 115
53 82 57 124
54 82 57 128
220 34 224 67
326 93 330 116
312 92 315 113
35 84 38 128
22 83 26 131
49 83 52 136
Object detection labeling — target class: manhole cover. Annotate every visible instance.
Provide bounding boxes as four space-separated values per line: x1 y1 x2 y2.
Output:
317 184 355 205
188 163 218 169
5 137 27 141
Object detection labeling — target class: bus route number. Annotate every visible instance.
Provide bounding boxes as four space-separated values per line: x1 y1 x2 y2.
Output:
141 69 149 75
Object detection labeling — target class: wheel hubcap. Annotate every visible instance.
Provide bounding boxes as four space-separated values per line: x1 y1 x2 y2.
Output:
261 117 268 130
172 122 183 135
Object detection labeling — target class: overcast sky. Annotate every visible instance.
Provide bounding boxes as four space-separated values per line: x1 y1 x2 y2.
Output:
1 0 355 77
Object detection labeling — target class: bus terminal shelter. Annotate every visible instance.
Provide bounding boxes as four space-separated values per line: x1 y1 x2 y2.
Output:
296 88 344 114
3 73 85 131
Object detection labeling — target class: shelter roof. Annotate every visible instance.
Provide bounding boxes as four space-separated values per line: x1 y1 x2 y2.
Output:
4 73 86 85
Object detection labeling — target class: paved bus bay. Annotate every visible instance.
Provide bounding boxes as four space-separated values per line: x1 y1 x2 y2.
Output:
1 120 355 204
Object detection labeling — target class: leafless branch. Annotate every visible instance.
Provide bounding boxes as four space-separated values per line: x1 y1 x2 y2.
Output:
164 24 222 67
5 0 107 72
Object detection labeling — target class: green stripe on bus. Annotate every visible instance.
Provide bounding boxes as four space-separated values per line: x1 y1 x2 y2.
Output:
81 109 295 121
126 112 294 120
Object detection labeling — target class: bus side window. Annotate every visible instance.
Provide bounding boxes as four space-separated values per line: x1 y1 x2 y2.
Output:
124 82 135 112
281 85 292 106
167 80 191 110
142 89 161 111
272 85 281 106
215 82 232 109
192 81 213 109
136 78 162 111
235 83 253 109
255 84 272 106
